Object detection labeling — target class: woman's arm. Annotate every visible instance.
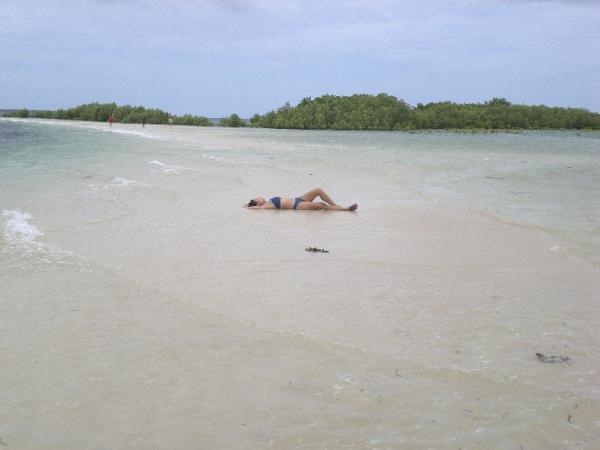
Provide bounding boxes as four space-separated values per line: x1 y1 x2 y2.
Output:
243 204 274 209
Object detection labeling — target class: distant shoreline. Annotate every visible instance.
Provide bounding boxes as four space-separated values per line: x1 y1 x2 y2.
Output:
4 117 600 136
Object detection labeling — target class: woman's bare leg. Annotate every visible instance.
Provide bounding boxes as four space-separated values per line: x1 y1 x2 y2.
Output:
300 188 338 205
297 201 358 211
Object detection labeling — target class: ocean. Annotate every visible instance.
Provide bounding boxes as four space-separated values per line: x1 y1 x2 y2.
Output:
1 118 599 449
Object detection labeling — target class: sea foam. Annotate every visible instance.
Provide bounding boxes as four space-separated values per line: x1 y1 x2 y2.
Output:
1 209 44 244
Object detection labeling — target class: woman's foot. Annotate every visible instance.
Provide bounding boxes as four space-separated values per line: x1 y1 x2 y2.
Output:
349 203 358 211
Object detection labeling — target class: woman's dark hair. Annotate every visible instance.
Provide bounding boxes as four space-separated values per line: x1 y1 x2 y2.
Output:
247 199 258 207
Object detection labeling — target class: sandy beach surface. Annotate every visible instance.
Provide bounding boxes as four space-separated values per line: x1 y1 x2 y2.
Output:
1 120 599 449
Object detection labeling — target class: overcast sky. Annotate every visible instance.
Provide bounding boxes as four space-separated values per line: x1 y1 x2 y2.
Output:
1 0 599 116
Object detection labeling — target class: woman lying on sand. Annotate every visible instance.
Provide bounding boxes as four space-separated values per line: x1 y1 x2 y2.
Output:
245 188 358 211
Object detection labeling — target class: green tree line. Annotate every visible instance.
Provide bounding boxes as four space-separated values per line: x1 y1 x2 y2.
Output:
249 94 600 130
5 96 600 130
4 102 213 127
219 113 246 127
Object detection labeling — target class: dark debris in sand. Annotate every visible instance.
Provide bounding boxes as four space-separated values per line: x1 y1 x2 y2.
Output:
306 247 329 253
535 352 571 364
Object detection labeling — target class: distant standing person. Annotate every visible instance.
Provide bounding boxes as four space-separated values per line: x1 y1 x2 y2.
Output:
142 117 146 127
108 114 113 127
168 116 174 126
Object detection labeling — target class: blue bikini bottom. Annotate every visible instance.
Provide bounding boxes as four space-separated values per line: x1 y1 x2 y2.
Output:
269 196 281 209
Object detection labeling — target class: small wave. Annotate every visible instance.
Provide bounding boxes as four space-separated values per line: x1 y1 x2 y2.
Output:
2 209 44 244
1 208 82 271
202 154 224 162
113 177 137 186
549 244 572 257
86 177 149 191
86 183 109 191
106 127 167 141
147 160 187 174
111 177 149 187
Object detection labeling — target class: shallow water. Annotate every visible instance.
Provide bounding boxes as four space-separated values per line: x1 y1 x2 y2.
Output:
1 118 599 449
3 119 599 263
